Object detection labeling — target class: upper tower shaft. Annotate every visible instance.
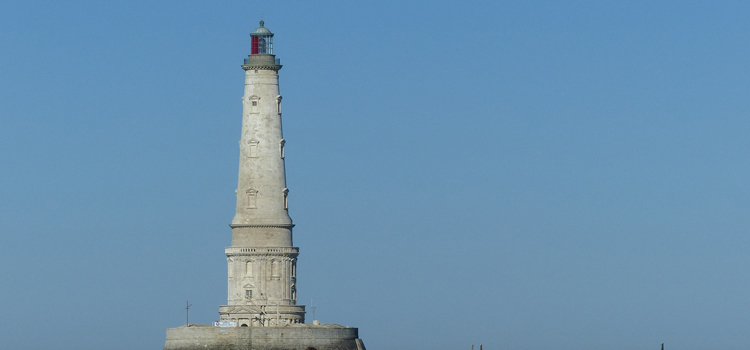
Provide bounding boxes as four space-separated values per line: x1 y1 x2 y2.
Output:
232 20 290 246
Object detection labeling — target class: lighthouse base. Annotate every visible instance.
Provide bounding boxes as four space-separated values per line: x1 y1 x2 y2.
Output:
164 324 365 350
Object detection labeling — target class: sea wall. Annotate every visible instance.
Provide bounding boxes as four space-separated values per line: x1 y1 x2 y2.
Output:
164 324 365 350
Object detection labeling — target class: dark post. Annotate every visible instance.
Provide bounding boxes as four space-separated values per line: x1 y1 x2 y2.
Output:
185 301 192 325
311 300 317 321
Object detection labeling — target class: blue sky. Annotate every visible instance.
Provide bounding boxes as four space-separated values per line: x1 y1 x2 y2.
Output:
2 1 750 349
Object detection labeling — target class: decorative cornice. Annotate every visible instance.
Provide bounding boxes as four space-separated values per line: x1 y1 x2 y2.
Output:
230 223 295 229
219 304 305 315
226 247 300 257
242 64 282 71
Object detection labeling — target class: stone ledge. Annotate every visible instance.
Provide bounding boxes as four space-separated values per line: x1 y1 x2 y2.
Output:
225 247 300 256
230 223 295 229
164 324 365 350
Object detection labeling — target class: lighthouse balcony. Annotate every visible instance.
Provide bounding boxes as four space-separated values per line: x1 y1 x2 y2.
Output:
225 246 299 256
243 54 281 70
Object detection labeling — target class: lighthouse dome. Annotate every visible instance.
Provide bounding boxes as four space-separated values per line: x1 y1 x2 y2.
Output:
251 20 273 36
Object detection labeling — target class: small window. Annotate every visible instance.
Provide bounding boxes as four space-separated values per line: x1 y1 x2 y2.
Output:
247 140 259 158
245 189 258 209
248 96 260 114
245 290 253 299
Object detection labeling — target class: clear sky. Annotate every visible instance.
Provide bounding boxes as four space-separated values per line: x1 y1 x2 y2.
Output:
2 1 750 349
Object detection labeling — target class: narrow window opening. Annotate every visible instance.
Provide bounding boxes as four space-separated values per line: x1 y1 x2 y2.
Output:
282 188 289 210
249 96 260 114
245 189 258 209
247 140 259 158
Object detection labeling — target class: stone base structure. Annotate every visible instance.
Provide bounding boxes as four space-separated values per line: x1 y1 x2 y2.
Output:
164 324 366 350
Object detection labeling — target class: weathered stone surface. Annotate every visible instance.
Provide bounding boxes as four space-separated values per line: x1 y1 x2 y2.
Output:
163 21 365 349
225 21 302 327
164 324 365 350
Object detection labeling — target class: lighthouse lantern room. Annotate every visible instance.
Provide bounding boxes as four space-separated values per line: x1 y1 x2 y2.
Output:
250 20 273 54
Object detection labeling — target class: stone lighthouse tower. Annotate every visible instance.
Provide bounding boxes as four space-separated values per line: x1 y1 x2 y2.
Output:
219 20 305 327
164 22 365 350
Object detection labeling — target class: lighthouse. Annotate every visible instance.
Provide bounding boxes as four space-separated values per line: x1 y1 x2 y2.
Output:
164 21 365 350
219 20 305 327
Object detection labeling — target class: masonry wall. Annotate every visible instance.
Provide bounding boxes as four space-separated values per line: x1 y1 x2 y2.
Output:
164 324 364 350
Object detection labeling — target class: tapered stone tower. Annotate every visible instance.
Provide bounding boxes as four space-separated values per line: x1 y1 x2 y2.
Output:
218 20 305 327
164 22 365 350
